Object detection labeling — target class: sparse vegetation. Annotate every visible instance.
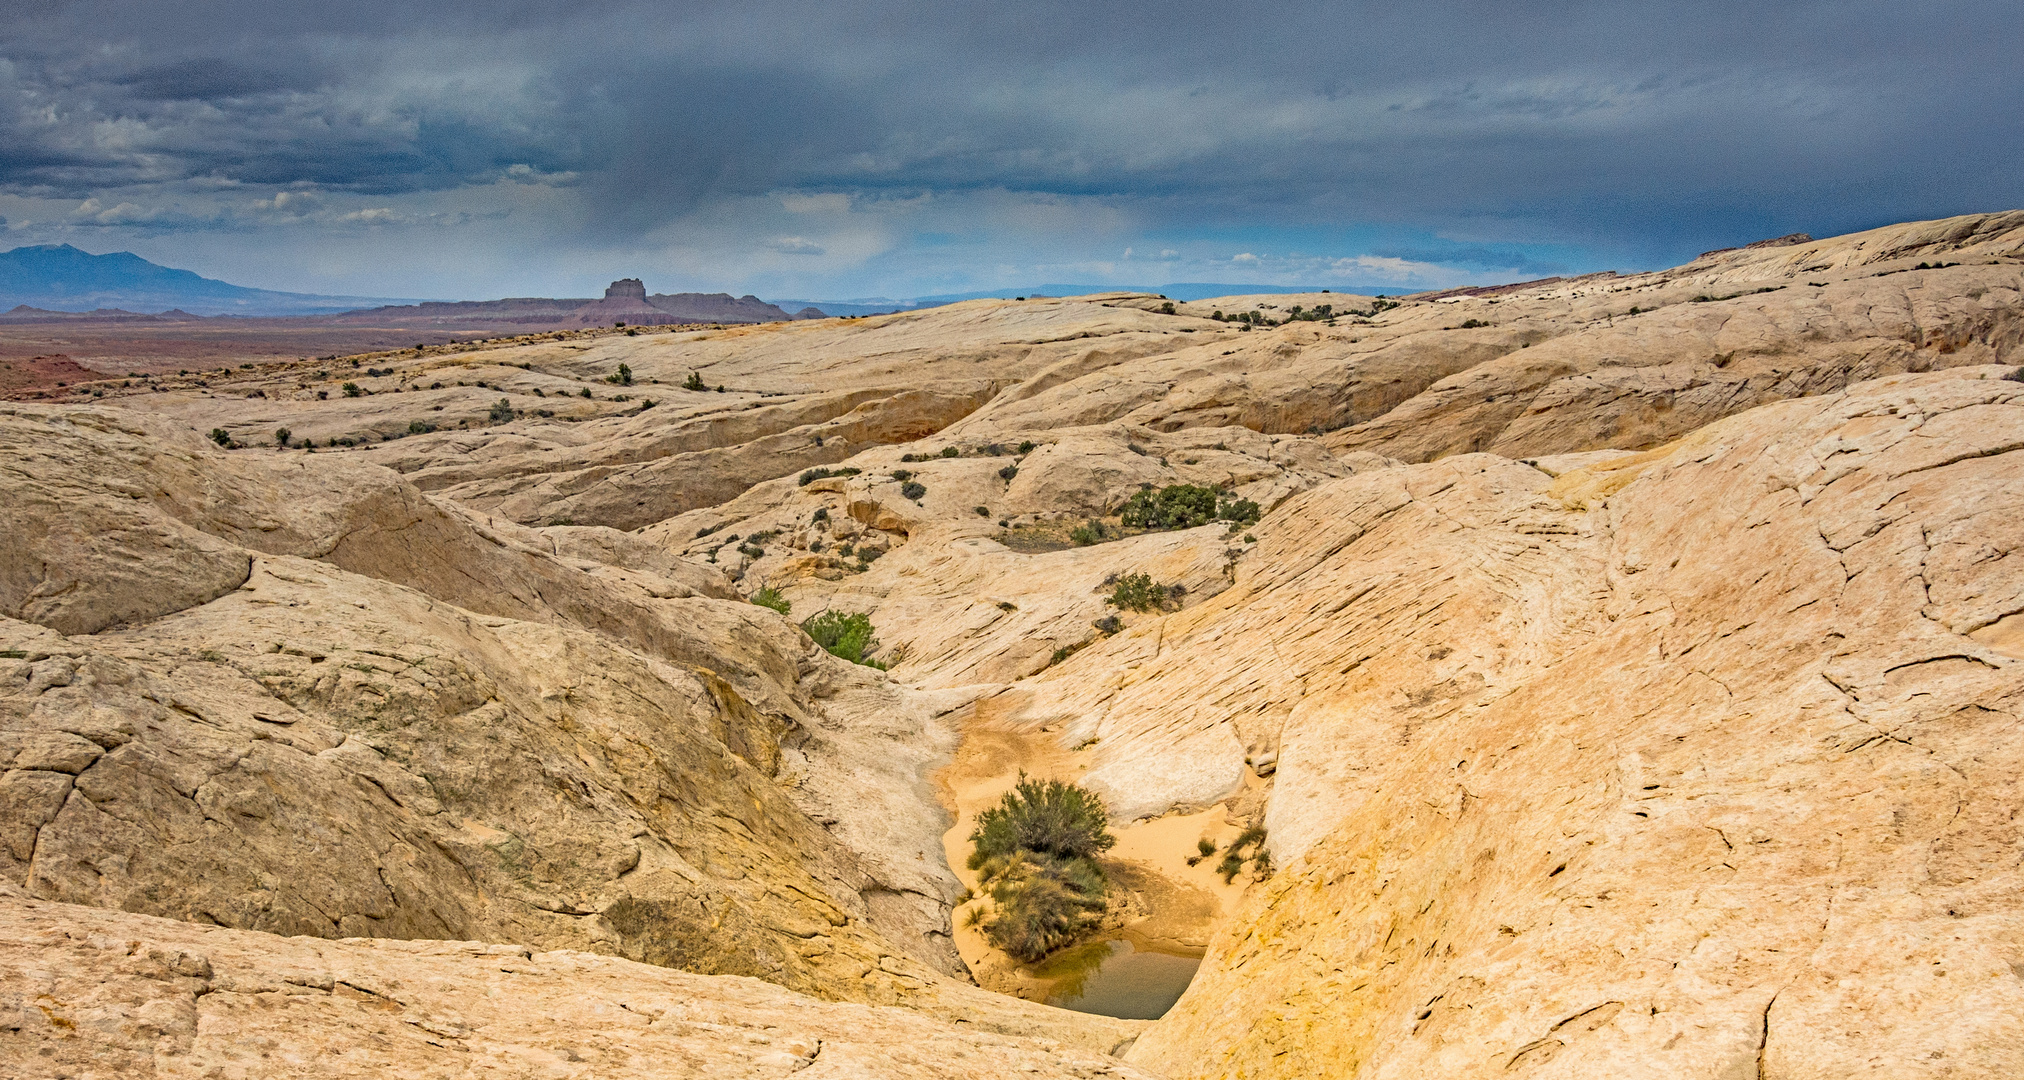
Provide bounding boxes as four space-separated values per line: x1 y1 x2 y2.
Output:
998 464 1019 480
489 398 515 423
940 446 960 458
968 776 1115 962
1216 825 1272 882
1068 518 1110 546
341 382 362 397
1119 484 1261 530
606 363 633 385
1018 441 1036 454
274 427 291 447
1105 572 1176 613
900 480 927 500
801 610 887 669
684 371 707 390
209 428 232 447
751 587 791 615
799 466 860 485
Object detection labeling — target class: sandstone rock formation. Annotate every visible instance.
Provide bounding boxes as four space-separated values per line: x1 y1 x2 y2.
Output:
5 211 2023 1078
0 889 1151 1077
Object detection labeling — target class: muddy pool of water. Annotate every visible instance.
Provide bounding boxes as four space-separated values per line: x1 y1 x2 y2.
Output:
1036 937 1203 1019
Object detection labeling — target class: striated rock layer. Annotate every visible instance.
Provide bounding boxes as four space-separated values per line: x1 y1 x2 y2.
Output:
0 889 1150 1078
1124 368 2024 1078
3 212 2023 1077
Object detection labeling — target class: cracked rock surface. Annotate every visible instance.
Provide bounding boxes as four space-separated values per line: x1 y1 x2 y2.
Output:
0 889 1152 1078
3 211 2023 1078
1125 368 2024 1078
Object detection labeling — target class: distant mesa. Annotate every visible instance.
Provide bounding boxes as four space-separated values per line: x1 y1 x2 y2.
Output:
563 279 826 326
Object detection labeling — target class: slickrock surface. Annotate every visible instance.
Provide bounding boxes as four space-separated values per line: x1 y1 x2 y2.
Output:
4 211 2024 1078
1125 367 2024 1078
0 403 988 1008
0 890 1150 1078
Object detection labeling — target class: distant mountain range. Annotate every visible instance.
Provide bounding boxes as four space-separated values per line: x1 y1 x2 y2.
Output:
1 243 1409 323
0 247 818 325
0 244 417 317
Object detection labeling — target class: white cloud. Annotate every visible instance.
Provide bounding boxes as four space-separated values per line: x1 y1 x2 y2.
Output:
780 192 852 214
71 198 160 225
1232 252 1259 263
1327 254 1448 281
763 236 826 255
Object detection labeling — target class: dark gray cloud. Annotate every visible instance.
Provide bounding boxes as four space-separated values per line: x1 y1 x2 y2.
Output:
1 0 2017 294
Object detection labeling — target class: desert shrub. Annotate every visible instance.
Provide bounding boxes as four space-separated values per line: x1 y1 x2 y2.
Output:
1217 850 1245 881
209 428 232 447
1159 301 1175 315
751 587 791 615
974 505 990 516
606 363 633 385
1018 441 1036 454
1120 484 1219 528
489 399 515 423
799 466 860 486
940 446 960 458
968 777 1115 962
1069 519 1108 546
341 382 362 397
1105 572 1167 612
812 507 829 522
1217 495 1261 524
998 464 1018 481
274 427 291 447
738 542 764 558
1120 484 1261 529
900 481 927 500
891 468 913 481
1459 318 1490 329
801 610 885 668
1092 615 1122 635
683 371 706 390
408 420 434 434
1197 838 1218 857
970 776 1115 864
975 851 1108 962
578 387 592 398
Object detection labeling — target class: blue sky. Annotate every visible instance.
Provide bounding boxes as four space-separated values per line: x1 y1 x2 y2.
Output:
2 0 2018 300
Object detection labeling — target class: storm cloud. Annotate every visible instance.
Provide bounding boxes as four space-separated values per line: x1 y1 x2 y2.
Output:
1 0 2017 298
